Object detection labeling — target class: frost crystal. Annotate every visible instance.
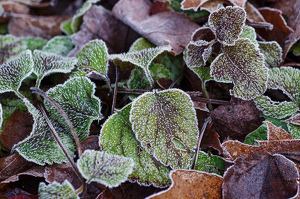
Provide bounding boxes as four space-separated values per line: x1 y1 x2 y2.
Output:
39 180 79 199
42 36 75 56
184 40 212 68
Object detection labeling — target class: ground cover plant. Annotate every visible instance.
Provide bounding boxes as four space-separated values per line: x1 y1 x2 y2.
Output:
0 0 300 198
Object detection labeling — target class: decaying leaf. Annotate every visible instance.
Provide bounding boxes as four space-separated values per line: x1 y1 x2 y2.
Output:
100 104 171 187
39 180 79 199
1 166 44 184
42 36 74 56
113 0 200 55
147 170 223 199
77 149 134 187
209 6 246 45
130 89 199 169
286 114 300 126
210 38 268 100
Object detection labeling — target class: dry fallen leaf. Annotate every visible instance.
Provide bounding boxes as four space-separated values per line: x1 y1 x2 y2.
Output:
147 169 223 199
0 2 29 23
1 166 44 184
113 0 200 55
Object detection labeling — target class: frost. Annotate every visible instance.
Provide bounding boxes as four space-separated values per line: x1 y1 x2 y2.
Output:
239 25 258 46
0 34 27 64
32 50 77 87
110 45 172 87
0 50 33 94
189 67 214 85
42 36 75 56
45 77 103 141
77 149 134 187
129 38 156 52
209 6 246 45
20 37 47 51
184 40 212 68
254 95 298 119
100 104 171 187
74 39 109 79
258 41 282 68
210 38 268 100
130 89 199 169
288 123 300 139
39 180 79 199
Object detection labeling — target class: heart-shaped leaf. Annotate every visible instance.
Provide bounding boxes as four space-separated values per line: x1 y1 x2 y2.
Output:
0 34 27 64
100 104 171 187
209 6 246 45
258 41 282 68
42 36 75 56
39 180 79 199
184 40 212 68
210 38 268 100
32 50 77 87
0 50 33 94
77 149 134 187
130 88 199 169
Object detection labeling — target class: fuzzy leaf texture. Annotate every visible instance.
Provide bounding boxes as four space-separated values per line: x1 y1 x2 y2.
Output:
45 77 103 141
77 149 134 187
39 180 79 199
32 50 77 87
42 36 75 56
209 6 246 45
210 38 268 100
0 34 27 64
130 89 199 169
100 104 171 187
184 40 212 68
20 37 47 51
258 41 282 68
74 39 109 79
0 50 33 94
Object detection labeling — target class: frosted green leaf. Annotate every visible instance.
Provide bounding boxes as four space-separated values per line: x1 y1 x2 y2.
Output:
291 40 300 56
0 34 27 64
0 50 33 94
267 67 300 105
194 151 225 175
130 89 199 169
129 38 156 52
240 25 258 46
110 45 172 87
190 67 214 85
71 0 100 33
39 180 79 199
209 6 246 45
16 99 76 165
60 18 73 35
254 95 298 119
32 50 77 87
161 53 183 81
244 123 268 146
184 40 212 68
210 38 267 100
77 149 134 187
258 41 282 68
75 39 108 79
288 123 300 139
20 37 47 51
46 77 103 141
100 104 171 187
42 36 74 56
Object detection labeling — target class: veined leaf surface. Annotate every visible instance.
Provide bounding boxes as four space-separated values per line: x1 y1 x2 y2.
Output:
42 36 75 56
39 180 79 199
258 41 282 68
184 40 212 68
0 34 27 64
130 89 199 169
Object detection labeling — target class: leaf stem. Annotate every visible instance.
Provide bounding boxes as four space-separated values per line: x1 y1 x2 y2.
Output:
14 89 26 99
202 82 213 110
191 117 211 170
111 66 119 114
31 87 83 157
169 72 183 89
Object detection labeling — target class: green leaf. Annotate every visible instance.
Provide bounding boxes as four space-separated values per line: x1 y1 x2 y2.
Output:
110 45 172 87
77 149 134 187
291 40 300 56
74 39 109 79
161 53 183 81
60 18 73 35
210 38 268 100
0 50 33 94
184 40 212 68
189 67 214 85
244 124 267 146
71 0 100 33
254 95 299 119
32 50 77 87
208 6 246 45
288 123 300 139
267 67 300 105
194 151 225 175
100 104 171 187
15 99 76 165
239 25 258 46
20 37 47 51
258 41 282 68
39 180 79 199
42 36 74 56
0 34 27 64
130 89 199 169
129 38 156 52
46 77 103 141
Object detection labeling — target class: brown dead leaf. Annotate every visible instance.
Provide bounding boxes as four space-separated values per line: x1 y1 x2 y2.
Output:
255 7 294 61
1 109 33 150
150 1 171 15
180 0 210 11
70 5 140 55
265 121 293 140
1 166 44 184
0 2 29 23
210 98 263 142
201 128 223 154
80 135 100 152
244 1 266 23
8 15 71 39
223 151 298 199
147 169 223 199
112 0 200 55
285 114 300 125
191 27 215 42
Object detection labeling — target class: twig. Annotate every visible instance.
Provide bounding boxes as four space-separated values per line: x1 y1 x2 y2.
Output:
169 72 183 89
